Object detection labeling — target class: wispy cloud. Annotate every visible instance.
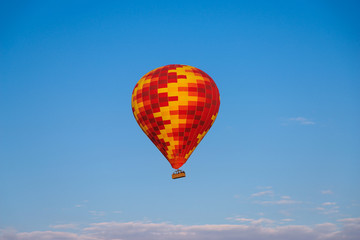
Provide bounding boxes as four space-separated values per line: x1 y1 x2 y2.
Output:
251 190 274 197
226 217 274 225
279 210 292 217
2 220 360 240
281 219 295 222
288 117 315 125
89 211 106 217
250 189 301 206
338 218 360 224
0 229 82 240
49 224 78 229
226 217 252 222
317 202 339 215
75 200 88 208
322 202 337 206
256 199 301 205
321 190 333 195
255 196 301 205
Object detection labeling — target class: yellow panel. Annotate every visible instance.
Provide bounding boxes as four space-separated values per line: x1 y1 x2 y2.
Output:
177 91 189 97
158 88 169 93
153 112 162 118
169 104 179 111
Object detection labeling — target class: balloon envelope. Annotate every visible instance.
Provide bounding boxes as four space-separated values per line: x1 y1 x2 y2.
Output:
131 64 220 169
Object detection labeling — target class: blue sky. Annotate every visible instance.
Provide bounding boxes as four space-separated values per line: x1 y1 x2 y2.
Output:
1 1 359 239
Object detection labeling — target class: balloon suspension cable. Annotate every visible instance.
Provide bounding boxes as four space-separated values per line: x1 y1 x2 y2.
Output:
172 169 186 179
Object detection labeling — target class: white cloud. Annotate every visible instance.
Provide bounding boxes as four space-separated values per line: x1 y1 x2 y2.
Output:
227 217 274 225
322 202 336 206
281 219 295 222
256 198 301 205
338 218 360 229
2 220 360 240
288 117 315 125
230 217 253 222
281 196 291 199
313 223 339 239
49 224 78 229
250 218 275 225
338 218 360 224
321 190 333 195
251 189 300 205
317 203 339 215
89 211 106 217
75 200 88 208
319 209 339 215
0 229 90 240
337 218 360 240
251 190 274 197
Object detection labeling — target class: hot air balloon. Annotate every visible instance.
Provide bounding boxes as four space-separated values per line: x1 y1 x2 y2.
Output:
131 64 220 179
